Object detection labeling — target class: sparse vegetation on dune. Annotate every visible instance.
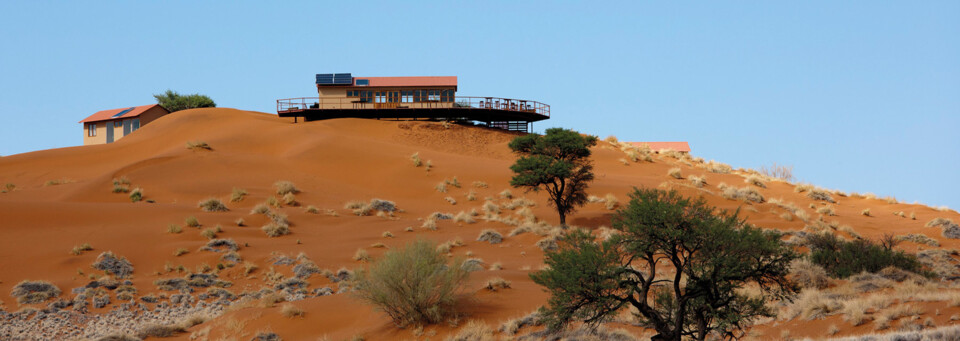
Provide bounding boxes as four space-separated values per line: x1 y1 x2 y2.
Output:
353 239 468 327
230 187 247 202
71 243 93 255
346 198 396 216
744 174 766 188
718 182 764 203
274 180 298 195
806 233 929 278
91 251 134 278
185 141 211 151
10 280 61 304
667 167 682 179
262 222 289 237
410 152 422 167
128 187 143 202
533 188 796 339
197 197 228 212
759 162 794 181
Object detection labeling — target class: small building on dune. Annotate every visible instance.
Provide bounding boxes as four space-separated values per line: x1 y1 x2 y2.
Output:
79 104 170 145
277 73 550 132
628 141 691 153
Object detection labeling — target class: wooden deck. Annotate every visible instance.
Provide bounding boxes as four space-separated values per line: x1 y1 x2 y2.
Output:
276 96 549 132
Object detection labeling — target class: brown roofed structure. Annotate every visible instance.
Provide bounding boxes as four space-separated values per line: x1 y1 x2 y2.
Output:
80 104 170 145
629 141 691 153
355 76 457 88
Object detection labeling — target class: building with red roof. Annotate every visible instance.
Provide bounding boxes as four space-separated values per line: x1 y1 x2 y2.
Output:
79 104 170 145
628 141 691 153
276 73 549 132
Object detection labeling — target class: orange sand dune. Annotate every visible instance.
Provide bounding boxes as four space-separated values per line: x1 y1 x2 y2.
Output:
0 108 958 340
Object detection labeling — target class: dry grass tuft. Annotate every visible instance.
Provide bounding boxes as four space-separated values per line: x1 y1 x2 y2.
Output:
718 183 764 203
667 167 683 179
484 277 512 291
411 152 422 167
447 320 495 341
744 174 766 188
478 229 503 244
274 180 298 195
230 187 247 202
281 303 305 318
759 162 794 181
353 248 371 262
11 280 61 304
604 193 618 210
688 175 706 188
817 205 836 216
262 223 290 237
186 141 211 150
790 259 830 289
862 208 872 217
198 198 229 212
71 243 93 255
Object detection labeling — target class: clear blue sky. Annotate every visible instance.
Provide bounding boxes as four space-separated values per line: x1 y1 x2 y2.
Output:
1 1 957 209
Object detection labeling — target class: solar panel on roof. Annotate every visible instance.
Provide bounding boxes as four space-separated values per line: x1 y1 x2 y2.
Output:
333 73 353 85
316 74 335 84
111 107 136 118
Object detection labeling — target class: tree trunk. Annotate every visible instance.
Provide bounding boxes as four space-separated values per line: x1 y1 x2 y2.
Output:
558 211 566 227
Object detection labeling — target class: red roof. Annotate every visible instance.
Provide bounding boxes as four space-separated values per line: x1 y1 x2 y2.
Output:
628 142 691 153
355 76 457 87
79 104 167 123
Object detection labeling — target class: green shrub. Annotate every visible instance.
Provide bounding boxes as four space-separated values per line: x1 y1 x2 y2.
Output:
353 239 468 326
129 188 143 202
806 233 929 278
154 89 215 113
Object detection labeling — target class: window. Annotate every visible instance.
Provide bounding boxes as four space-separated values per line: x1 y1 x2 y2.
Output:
355 79 369 86
347 90 357 97
428 90 440 101
87 123 96 137
131 118 140 131
360 90 373 102
441 89 455 102
375 91 386 103
401 90 413 103
114 121 121 128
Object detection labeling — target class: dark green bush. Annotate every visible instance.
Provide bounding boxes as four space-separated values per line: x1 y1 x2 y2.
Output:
153 90 215 113
806 233 929 278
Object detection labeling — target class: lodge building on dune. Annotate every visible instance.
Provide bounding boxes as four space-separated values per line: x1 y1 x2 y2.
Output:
79 104 170 145
276 73 550 132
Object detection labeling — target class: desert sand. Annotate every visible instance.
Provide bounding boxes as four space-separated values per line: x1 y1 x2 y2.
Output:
0 108 958 340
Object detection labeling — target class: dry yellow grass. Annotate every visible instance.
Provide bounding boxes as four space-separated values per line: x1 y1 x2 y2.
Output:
667 167 682 179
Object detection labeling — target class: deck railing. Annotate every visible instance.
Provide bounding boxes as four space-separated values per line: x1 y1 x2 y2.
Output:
277 96 549 118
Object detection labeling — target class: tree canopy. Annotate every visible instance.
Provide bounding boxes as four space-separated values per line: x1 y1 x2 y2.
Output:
153 90 216 113
508 128 597 226
531 188 798 340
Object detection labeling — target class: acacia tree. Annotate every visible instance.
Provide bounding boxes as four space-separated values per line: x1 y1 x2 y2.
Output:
153 90 216 112
508 128 597 226
531 188 797 340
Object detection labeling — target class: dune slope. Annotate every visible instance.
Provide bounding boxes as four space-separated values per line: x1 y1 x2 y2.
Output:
0 108 957 340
